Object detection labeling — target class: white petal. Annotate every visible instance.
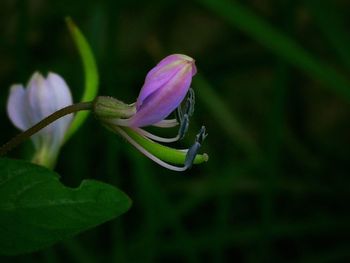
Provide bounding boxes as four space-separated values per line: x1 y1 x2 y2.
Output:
46 72 73 108
27 72 73 149
46 72 73 142
26 72 56 148
6 84 31 131
27 72 55 124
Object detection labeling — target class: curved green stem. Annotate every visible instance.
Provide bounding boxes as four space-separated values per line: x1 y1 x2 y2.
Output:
0 102 93 157
121 127 208 165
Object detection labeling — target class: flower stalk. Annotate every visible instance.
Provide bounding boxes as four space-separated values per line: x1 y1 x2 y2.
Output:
0 102 93 157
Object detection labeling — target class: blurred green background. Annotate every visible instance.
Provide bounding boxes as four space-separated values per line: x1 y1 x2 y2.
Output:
1 0 350 262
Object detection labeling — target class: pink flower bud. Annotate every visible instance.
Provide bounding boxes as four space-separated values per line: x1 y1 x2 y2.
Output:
127 54 197 127
93 54 207 171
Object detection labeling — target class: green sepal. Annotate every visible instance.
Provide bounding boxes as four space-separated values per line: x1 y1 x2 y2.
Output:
93 96 136 120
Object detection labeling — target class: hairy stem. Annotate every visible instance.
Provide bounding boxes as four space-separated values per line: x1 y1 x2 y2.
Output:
0 102 93 156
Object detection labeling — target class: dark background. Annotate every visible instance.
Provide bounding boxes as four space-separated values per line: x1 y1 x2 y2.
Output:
1 0 350 262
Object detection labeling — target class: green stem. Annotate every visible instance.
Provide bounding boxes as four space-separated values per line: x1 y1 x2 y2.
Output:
0 102 93 157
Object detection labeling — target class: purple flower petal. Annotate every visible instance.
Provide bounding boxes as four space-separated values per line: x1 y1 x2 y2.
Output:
136 54 196 110
128 54 196 127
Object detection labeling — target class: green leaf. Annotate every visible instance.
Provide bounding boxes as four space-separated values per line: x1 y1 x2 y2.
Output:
64 17 99 142
0 158 131 255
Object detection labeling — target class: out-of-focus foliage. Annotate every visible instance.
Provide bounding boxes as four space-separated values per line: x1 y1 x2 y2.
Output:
0 0 349 262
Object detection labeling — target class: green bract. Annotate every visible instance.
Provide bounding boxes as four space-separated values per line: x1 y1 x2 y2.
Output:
64 17 99 142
